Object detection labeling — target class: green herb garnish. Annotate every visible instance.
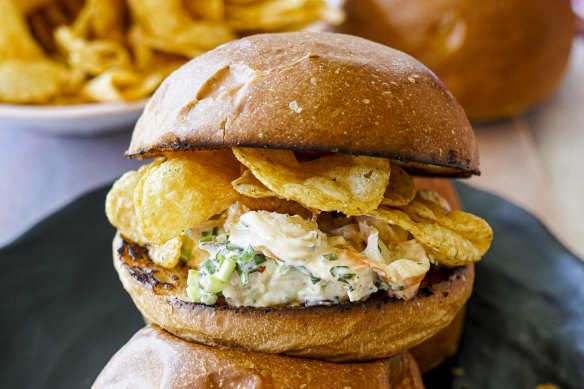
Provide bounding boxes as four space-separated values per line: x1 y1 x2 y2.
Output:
236 266 250 287
330 266 355 283
200 259 218 276
239 245 255 262
299 266 321 284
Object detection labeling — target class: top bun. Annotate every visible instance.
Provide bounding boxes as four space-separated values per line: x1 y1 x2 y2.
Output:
337 0 575 120
128 32 479 177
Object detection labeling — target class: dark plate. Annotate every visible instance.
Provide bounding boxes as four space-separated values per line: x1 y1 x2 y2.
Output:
0 183 583 388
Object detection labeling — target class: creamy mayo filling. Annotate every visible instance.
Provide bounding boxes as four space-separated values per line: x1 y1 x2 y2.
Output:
228 211 377 303
225 209 429 305
181 204 431 307
222 260 349 307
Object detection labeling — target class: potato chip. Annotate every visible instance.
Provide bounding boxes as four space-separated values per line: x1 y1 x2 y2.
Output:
128 0 235 57
77 0 126 41
55 27 130 76
18 0 55 15
148 235 183 269
399 191 491 245
170 149 242 174
238 197 313 219
233 148 390 215
25 0 84 53
2 0 332 104
59 0 125 43
127 28 186 73
417 189 452 212
82 69 164 102
397 200 438 223
105 163 157 245
28 11 57 53
225 0 326 32
232 169 277 199
0 59 68 103
134 150 241 244
232 169 314 218
435 210 494 244
185 0 225 21
0 0 45 61
369 204 493 267
381 164 416 207
50 0 85 16
55 27 131 76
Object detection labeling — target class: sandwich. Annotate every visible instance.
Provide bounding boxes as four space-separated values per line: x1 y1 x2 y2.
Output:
100 32 493 384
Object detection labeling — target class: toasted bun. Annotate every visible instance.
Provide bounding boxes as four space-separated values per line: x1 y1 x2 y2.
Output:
113 233 474 362
338 0 575 120
410 308 465 373
93 325 424 389
128 32 479 177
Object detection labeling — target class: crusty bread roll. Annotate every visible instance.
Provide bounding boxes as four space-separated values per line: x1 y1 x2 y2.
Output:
93 324 424 389
115 235 474 361
127 32 479 177
337 0 575 120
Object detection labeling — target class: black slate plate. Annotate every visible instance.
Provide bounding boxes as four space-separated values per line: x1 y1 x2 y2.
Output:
1 183 583 388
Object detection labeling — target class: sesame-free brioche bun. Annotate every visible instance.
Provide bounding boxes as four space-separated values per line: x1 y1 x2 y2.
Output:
128 32 479 177
337 0 575 120
93 325 424 389
114 233 474 362
410 308 465 373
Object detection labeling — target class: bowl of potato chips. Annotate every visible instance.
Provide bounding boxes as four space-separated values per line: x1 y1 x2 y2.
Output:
0 0 340 135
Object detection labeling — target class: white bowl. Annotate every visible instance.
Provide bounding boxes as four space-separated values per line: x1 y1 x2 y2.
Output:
0 100 147 136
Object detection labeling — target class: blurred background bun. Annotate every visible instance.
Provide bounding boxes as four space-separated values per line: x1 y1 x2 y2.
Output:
337 0 576 120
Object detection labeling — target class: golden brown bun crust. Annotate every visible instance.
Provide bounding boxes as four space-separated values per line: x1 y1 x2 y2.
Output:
93 325 424 389
113 233 474 362
410 308 465 373
128 32 479 176
338 0 575 120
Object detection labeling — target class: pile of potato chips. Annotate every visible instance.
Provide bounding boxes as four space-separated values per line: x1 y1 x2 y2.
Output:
106 148 493 270
0 0 335 105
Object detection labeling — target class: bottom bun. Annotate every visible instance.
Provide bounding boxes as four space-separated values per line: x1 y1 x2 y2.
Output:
114 233 474 361
410 308 465 373
92 324 424 389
